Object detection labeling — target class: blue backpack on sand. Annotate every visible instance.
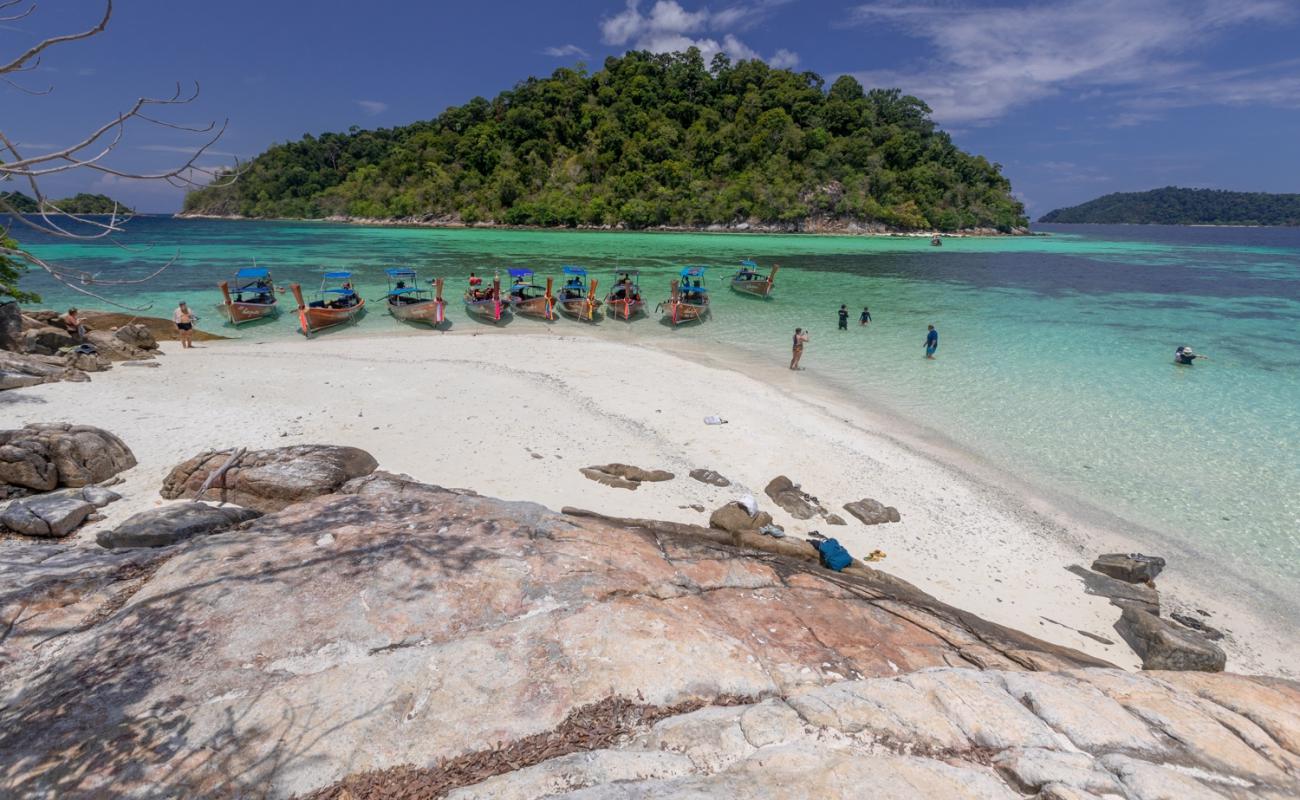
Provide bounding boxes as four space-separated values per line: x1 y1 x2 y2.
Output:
815 538 853 571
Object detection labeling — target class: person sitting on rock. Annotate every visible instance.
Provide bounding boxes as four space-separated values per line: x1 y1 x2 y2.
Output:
63 307 87 341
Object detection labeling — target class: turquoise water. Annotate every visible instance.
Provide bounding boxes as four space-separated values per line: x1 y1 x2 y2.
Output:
13 218 1300 589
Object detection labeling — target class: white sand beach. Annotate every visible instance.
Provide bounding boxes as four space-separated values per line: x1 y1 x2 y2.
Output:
6 327 1296 676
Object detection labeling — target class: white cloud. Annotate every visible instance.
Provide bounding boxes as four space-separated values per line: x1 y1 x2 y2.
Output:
357 100 388 116
543 44 590 58
844 0 1294 124
599 1 799 67
138 144 242 158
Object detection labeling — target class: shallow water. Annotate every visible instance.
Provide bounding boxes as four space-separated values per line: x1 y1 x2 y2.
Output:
13 218 1300 588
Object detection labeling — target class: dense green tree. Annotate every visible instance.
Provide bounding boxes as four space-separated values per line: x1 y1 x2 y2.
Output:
186 50 1027 232
1040 187 1300 225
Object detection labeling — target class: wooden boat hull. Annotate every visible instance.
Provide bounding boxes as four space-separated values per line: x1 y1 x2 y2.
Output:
511 296 556 319
389 298 446 326
730 280 774 297
464 298 507 322
604 297 645 320
220 300 278 324
661 300 709 325
299 301 364 336
558 297 602 321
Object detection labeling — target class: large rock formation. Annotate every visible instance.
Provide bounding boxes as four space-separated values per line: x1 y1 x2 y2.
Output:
0 423 136 493
159 445 379 511
96 502 262 549
0 350 89 391
1 473 1295 799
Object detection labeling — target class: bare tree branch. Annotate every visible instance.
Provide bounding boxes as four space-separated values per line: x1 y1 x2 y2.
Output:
1 0 239 305
0 0 110 75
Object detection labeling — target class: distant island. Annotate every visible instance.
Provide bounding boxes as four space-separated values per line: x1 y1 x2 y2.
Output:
1039 187 1300 226
183 50 1027 233
1 191 134 216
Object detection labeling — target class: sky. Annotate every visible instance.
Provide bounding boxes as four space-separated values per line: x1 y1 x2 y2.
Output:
6 0 1300 217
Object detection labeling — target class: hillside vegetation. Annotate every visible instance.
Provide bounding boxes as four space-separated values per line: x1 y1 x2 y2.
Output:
1 191 133 215
183 50 1026 232
1039 187 1300 226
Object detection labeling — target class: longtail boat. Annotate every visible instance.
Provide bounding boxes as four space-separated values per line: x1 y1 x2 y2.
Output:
657 266 710 325
729 259 779 298
217 266 279 325
556 266 601 321
385 268 446 327
604 270 645 321
464 273 508 323
506 268 556 320
290 271 364 337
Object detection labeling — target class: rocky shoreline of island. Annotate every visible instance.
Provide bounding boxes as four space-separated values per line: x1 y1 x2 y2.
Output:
173 211 1031 237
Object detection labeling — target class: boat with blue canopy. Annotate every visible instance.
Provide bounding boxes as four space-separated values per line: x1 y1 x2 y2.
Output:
290 270 365 337
385 267 446 327
217 264 279 325
604 270 644 320
506 268 556 320
728 259 778 298
658 266 710 325
556 266 601 321
464 271 508 323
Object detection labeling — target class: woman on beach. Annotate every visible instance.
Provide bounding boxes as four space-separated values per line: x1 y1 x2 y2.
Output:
790 327 809 370
173 301 196 349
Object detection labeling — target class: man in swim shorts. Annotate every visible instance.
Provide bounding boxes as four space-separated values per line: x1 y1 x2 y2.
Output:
174 301 195 349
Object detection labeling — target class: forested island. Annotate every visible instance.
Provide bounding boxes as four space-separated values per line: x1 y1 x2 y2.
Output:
182 50 1027 233
1039 187 1300 226
1 191 133 215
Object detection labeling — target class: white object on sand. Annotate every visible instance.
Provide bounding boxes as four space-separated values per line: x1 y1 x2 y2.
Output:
704 416 728 425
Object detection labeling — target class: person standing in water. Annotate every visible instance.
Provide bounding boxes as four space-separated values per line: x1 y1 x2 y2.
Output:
790 327 809 370
837 305 849 330
859 306 872 326
924 324 938 359
173 301 196 349
1175 345 1206 365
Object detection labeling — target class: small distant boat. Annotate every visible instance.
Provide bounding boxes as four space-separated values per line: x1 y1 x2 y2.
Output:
658 266 710 325
290 271 364 337
931 236 943 247
385 268 446 327
507 268 556 320
729 259 778 298
217 266 279 325
556 266 601 321
605 270 645 320
464 273 508 323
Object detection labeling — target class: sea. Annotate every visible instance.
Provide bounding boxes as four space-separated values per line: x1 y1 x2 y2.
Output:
12 217 1300 592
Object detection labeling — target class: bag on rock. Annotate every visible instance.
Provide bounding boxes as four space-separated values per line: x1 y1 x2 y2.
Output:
815 538 852 571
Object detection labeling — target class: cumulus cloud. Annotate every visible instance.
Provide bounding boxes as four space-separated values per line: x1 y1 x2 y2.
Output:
543 44 590 58
356 100 388 116
844 0 1294 124
599 1 799 67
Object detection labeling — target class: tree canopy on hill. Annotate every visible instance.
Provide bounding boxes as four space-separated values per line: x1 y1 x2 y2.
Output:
183 50 1026 232
0 191 133 215
1039 187 1300 226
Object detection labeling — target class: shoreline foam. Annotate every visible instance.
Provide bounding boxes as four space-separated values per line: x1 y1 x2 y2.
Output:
7 329 1295 677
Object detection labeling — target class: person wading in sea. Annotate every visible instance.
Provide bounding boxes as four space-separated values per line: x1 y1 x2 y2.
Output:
174 301 196 349
790 327 809 370
838 305 849 330
859 306 872 326
924 324 939 359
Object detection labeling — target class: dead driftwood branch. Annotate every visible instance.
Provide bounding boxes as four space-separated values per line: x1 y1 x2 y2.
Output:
193 447 246 504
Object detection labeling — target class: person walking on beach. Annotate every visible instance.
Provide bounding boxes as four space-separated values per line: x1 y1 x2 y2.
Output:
173 301 196 349
859 306 872 326
790 327 809 370
924 324 939 359
838 305 849 330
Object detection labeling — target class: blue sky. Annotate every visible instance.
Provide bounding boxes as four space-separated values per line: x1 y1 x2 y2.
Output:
6 0 1300 217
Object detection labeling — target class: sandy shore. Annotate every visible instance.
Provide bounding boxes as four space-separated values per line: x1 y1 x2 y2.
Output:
6 329 1295 676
